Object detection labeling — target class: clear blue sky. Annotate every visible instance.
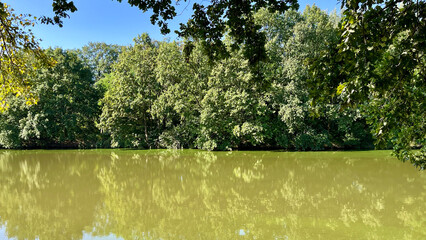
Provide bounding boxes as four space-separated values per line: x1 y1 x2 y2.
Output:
5 0 341 49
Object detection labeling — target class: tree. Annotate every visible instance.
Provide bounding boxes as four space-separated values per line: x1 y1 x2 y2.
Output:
0 2 54 110
309 0 425 169
77 42 123 82
98 34 160 148
197 52 269 150
151 41 211 149
0 48 101 148
257 6 373 150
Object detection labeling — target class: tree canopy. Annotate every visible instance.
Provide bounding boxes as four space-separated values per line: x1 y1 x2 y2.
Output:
0 48 101 148
1 0 298 106
0 6 375 152
0 3 54 110
42 0 299 63
309 0 425 168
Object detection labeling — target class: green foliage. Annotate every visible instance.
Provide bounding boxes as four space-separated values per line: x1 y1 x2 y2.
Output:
3 0 422 171
0 3 55 109
153 41 210 149
309 0 425 168
0 97 26 148
0 48 101 148
77 42 123 82
198 55 267 150
96 6 374 151
366 30 425 168
98 34 160 148
1 5 379 155
256 6 372 151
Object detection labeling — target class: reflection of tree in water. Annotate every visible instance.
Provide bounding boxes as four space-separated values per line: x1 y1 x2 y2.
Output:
0 150 108 240
0 150 425 239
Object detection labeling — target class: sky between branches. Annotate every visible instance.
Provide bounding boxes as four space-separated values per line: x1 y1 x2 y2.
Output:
3 0 340 49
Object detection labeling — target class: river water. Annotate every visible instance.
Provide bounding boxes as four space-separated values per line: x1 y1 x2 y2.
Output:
0 150 424 239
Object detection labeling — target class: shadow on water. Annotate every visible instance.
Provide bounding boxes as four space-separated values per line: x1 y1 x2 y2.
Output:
0 150 425 239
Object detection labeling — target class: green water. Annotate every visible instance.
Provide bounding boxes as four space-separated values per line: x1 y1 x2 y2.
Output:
0 150 424 240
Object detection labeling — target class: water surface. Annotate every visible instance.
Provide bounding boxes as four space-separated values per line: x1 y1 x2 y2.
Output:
0 150 425 239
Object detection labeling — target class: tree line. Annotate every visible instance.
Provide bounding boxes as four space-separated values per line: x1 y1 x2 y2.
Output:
1 3 425 169
1 0 425 168
0 6 374 151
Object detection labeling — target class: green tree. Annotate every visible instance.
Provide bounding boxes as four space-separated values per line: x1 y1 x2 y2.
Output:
97 7 375 152
151 41 210 149
256 6 373 150
309 0 425 168
197 53 269 150
0 48 101 148
98 34 160 148
77 42 123 82
0 2 54 110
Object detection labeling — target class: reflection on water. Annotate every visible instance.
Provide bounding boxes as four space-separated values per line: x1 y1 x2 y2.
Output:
0 150 425 239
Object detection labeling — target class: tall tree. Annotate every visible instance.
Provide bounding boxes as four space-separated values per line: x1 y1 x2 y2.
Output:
151 41 210 149
0 48 101 148
309 0 425 168
256 6 373 150
98 34 160 148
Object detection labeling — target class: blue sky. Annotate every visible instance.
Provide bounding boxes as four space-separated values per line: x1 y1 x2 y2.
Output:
4 0 341 49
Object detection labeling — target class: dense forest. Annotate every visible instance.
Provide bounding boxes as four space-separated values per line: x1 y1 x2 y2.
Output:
0 6 374 150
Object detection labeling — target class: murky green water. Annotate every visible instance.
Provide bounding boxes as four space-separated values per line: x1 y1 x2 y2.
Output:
0 150 424 240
